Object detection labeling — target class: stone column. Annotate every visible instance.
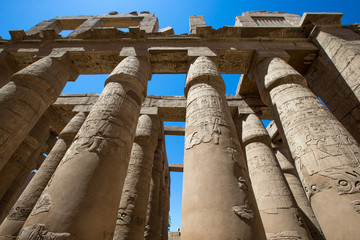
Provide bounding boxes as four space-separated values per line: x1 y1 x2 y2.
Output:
273 146 324 240
113 114 159 240
0 116 50 201
157 156 166 239
0 54 77 171
239 113 311 240
144 141 164 240
181 56 266 240
44 132 58 155
18 56 149 240
0 50 19 88
0 112 86 239
3 171 36 223
160 159 170 240
253 57 360 239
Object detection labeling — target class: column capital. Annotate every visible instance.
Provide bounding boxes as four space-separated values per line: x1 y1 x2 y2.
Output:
59 112 87 142
241 113 270 146
184 56 225 96
106 56 150 100
135 114 159 145
253 57 307 104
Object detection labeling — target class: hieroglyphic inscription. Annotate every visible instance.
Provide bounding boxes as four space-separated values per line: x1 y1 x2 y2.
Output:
60 82 140 165
320 168 360 194
8 206 32 221
267 231 302 240
352 200 360 214
185 84 229 149
270 84 360 176
18 224 70 240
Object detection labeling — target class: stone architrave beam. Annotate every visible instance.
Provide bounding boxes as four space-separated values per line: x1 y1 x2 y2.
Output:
164 126 185 136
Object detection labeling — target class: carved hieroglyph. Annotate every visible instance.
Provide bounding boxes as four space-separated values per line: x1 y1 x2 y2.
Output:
0 112 86 239
113 115 159 240
240 113 311 240
254 57 360 240
18 56 149 240
0 56 77 171
273 143 324 240
144 141 164 240
181 56 266 240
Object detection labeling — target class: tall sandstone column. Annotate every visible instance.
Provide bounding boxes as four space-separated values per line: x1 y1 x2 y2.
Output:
113 114 159 240
181 56 266 240
254 57 360 240
272 145 324 240
239 113 311 240
0 116 50 201
144 140 164 240
0 112 86 239
160 160 170 240
18 56 150 240
0 55 77 170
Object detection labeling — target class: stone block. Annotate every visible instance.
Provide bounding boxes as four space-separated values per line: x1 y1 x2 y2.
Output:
159 26 174 35
189 15 206 34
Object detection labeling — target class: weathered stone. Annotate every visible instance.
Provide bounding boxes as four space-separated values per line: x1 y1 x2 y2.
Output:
0 55 77 171
113 115 159 240
0 116 50 208
18 56 149 240
144 140 165 240
253 57 360 240
0 10 359 240
239 113 311 240
181 56 266 239
0 112 86 239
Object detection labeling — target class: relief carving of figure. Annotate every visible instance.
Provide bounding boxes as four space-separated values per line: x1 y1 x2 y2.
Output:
185 117 222 149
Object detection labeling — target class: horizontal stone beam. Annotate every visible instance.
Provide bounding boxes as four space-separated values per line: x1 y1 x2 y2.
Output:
50 94 270 135
0 37 318 75
53 94 270 120
164 126 185 136
169 163 183 172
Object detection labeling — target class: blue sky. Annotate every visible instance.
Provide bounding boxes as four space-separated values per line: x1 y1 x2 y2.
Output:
1 0 358 232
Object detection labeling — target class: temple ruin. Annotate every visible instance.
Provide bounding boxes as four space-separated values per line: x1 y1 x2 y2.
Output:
0 10 359 240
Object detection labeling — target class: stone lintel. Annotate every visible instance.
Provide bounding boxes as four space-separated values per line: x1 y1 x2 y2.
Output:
168 163 183 172
0 38 317 75
159 27 174 35
140 107 159 116
299 12 343 27
266 120 279 140
164 126 185 136
53 16 92 30
25 20 61 38
51 94 269 135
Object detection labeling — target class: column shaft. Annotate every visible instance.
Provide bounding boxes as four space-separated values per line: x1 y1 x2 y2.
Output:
113 115 158 240
181 56 265 240
144 141 164 240
0 112 86 239
254 57 360 239
0 56 76 171
240 113 311 240
17 56 149 240
160 159 170 240
273 147 324 240
0 116 50 201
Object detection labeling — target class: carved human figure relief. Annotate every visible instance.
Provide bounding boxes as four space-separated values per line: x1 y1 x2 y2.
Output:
31 194 52 216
